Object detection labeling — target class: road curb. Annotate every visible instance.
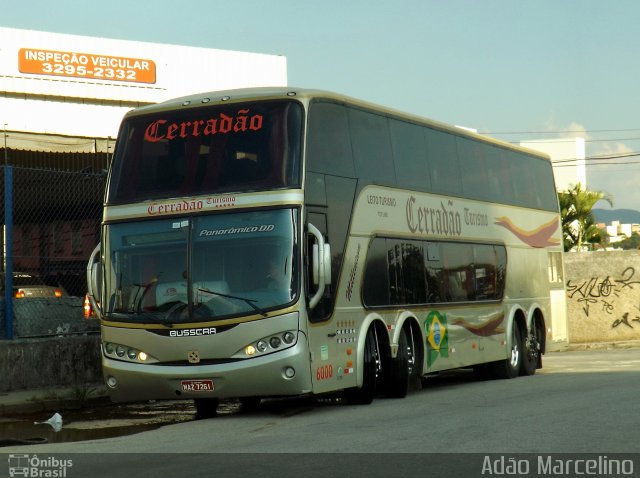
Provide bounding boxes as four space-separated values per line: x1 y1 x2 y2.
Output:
551 340 640 352
0 385 111 417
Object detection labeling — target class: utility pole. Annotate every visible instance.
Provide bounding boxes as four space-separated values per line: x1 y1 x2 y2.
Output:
3 123 7 165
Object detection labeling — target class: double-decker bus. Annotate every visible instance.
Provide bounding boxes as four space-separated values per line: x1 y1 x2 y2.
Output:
87 87 565 416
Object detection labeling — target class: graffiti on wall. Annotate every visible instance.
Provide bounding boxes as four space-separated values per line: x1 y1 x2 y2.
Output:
566 266 640 328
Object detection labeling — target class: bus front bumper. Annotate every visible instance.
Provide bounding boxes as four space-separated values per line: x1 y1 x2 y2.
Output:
102 340 312 403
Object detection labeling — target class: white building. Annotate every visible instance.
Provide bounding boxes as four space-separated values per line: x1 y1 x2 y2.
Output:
603 221 638 244
520 138 586 192
0 27 287 152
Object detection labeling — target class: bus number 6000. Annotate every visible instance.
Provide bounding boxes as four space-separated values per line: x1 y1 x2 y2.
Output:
316 364 333 381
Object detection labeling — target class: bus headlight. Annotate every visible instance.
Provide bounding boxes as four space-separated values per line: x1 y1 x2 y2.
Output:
241 330 298 358
269 336 282 348
103 342 154 363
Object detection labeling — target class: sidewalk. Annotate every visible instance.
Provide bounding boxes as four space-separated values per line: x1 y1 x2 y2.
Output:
0 383 110 416
3 340 640 416
550 339 640 352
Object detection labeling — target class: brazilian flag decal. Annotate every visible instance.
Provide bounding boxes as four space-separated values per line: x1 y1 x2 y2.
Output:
425 311 449 367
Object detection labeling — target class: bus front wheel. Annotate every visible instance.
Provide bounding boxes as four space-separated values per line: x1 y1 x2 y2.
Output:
194 398 219 419
239 397 262 412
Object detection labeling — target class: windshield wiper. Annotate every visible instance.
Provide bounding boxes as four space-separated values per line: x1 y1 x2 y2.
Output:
197 288 268 318
107 311 174 328
133 274 163 313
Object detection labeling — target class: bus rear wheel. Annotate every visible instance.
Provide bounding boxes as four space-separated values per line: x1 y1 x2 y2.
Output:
384 327 411 398
521 321 543 376
489 322 523 379
345 325 381 405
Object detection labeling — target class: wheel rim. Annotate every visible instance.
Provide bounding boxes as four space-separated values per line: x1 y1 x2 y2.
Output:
406 327 417 377
510 344 519 367
525 326 541 362
510 328 520 368
372 327 383 379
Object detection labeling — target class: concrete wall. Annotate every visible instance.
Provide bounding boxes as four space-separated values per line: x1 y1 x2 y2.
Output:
0 298 102 392
565 250 640 343
0 335 101 393
0 297 100 338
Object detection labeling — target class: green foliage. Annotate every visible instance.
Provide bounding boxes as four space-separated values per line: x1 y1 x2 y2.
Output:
612 232 640 250
558 184 613 252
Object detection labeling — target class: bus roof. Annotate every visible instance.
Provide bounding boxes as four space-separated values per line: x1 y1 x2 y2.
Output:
124 87 550 161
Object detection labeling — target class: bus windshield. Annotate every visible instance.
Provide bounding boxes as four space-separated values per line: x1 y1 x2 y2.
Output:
107 100 303 204
103 208 299 324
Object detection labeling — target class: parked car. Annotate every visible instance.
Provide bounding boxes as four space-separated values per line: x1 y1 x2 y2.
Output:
1 272 67 298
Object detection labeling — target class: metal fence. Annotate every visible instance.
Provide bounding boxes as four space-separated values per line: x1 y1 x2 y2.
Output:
0 165 107 338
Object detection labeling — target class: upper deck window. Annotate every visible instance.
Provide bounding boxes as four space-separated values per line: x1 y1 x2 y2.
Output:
107 100 303 204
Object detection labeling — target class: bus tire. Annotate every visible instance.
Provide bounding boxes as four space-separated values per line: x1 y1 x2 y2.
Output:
489 321 523 379
194 398 219 419
384 327 410 398
345 325 379 405
408 324 424 391
239 397 262 412
521 321 543 376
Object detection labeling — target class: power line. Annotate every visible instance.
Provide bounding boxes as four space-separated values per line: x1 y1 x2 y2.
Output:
482 128 640 135
555 161 640 168
509 137 640 145
552 151 640 164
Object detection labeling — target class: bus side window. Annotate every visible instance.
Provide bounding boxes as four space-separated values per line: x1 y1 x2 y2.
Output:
306 101 355 177
473 244 496 300
424 242 444 303
425 128 462 196
362 238 389 307
442 242 474 302
386 240 426 305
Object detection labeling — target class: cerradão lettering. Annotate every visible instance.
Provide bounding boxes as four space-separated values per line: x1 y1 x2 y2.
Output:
405 195 462 237
147 200 203 216
144 109 263 142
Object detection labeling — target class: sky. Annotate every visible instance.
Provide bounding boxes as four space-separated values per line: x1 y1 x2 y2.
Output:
1 0 639 210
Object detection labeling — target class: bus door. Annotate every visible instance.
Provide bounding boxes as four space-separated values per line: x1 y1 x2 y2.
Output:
305 211 340 393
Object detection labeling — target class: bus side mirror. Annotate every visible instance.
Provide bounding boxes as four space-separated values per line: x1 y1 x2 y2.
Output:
86 244 103 320
308 223 331 309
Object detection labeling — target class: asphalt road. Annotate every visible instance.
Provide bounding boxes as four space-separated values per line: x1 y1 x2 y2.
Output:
3 348 640 477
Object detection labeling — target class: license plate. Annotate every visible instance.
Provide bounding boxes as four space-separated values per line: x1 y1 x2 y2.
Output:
181 379 214 392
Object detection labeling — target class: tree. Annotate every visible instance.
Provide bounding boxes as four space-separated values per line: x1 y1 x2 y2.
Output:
558 184 613 252
612 232 640 250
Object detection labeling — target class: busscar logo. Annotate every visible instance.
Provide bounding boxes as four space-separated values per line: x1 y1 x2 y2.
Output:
170 327 217 337
8 454 73 477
